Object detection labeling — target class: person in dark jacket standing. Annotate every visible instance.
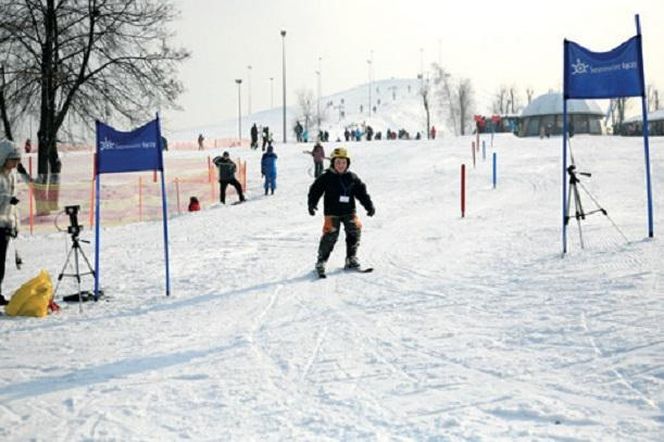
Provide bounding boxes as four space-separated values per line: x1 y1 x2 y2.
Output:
261 144 278 195
307 147 375 276
310 142 325 178
250 123 258 149
213 151 245 204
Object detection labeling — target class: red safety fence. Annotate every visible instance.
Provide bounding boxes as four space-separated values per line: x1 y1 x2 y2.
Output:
46 138 249 152
15 153 247 235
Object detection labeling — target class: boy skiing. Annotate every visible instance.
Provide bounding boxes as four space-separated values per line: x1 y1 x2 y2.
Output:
307 147 375 277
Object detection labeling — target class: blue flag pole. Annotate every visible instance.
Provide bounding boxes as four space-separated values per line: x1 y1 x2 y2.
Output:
635 14 654 238
562 40 570 255
156 114 171 296
94 122 102 300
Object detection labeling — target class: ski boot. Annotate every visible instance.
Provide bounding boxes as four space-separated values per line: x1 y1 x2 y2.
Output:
344 256 361 270
315 260 326 278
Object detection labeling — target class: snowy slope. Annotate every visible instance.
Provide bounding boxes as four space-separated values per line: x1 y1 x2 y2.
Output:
1 133 663 440
166 78 430 144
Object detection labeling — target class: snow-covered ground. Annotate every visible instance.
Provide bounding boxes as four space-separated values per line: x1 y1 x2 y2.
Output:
1 132 663 440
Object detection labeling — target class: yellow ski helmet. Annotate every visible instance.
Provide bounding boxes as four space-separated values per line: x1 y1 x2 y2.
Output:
330 147 350 166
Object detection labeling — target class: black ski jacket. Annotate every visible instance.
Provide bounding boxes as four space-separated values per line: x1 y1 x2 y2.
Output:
213 156 237 182
308 169 374 216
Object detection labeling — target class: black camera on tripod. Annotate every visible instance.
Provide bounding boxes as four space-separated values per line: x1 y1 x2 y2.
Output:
65 205 82 237
566 164 591 183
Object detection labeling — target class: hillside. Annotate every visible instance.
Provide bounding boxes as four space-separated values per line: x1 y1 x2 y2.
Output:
1 131 663 439
166 78 434 143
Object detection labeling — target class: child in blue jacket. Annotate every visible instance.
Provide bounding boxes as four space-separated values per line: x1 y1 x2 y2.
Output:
261 144 278 195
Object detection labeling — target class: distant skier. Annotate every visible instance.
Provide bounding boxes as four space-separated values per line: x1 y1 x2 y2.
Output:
307 147 375 277
261 144 278 195
250 123 258 149
262 126 270 150
306 142 325 178
213 151 245 204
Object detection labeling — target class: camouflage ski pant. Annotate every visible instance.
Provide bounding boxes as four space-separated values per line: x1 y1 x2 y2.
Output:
317 214 362 263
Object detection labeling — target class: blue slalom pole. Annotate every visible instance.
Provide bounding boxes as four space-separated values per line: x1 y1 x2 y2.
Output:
492 152 497 189
156 114 171 296
94 174 101 300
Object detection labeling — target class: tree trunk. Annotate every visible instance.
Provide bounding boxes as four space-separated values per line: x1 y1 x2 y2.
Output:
0 66 14 141
35 0 62 214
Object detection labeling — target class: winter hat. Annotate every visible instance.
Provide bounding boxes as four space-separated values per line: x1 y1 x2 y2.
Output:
222 151 229 157
267 145 274 153
0 139 20 165
330 147 350 167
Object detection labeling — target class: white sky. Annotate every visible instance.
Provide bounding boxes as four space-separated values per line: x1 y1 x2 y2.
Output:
164 0 664 131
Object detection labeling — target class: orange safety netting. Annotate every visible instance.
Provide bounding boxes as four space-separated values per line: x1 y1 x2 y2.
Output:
16 152 247 235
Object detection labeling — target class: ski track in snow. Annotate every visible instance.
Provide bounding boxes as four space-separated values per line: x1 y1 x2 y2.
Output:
1 134 664 440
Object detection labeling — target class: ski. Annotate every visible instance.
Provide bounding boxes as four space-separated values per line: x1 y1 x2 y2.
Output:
345 267 374 273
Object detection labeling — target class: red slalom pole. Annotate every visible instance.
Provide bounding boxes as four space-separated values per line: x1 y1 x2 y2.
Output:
461 164 466 218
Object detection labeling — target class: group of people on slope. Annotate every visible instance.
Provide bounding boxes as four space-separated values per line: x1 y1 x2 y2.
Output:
0 136 375 306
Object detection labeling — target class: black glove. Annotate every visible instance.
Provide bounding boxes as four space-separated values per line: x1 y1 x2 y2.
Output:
367 207 375 217
9 197 19 205
308 205 317 216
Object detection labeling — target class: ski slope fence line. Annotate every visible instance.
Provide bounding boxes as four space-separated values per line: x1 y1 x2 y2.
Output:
15 154 247 235
33 138 249 153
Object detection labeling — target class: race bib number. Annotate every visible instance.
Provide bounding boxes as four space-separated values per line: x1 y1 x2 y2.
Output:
339 195 350 203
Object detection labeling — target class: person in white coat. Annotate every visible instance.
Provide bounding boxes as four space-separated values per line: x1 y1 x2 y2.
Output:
0 139 21 305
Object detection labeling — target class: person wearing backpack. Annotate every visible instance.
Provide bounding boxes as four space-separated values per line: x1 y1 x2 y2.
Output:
213 152 245 204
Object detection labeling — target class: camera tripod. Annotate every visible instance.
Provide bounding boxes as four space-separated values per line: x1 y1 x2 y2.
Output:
565 164 628 249
52 231 96 310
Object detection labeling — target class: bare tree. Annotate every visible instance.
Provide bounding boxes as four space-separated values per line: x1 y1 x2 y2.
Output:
508 86 522 114
0 0 190 190
430 64 475 136
456 78 474 136
431 63 459 135
492 85 509 115
647 84 660 112
418 73 431 139
526 88 534 105
295 88 315 134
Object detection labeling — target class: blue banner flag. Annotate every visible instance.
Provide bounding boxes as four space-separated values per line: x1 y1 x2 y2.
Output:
564 36 643 99
96 118 163 174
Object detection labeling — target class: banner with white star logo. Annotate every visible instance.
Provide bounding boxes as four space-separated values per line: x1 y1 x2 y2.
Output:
94 116 171 299
96 118 163 174
564 36 643 99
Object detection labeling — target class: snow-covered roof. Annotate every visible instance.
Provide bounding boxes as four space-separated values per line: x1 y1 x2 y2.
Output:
624 109 664 123
521 92 604 117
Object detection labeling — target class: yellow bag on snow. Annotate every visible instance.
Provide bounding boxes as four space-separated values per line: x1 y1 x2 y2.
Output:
5 270 54 317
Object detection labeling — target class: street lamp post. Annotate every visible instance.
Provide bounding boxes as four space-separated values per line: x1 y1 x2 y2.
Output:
316 72 321 134
316 56 322 135
281 29 287 143
367 59 372 116
235 78 242 143
269 77 274 109
247 65 252 116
